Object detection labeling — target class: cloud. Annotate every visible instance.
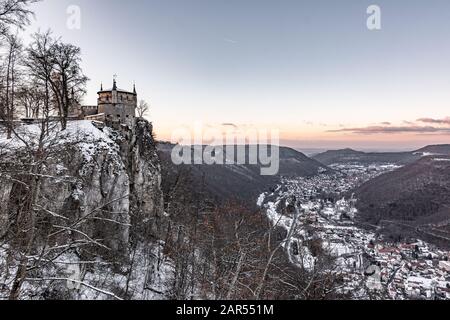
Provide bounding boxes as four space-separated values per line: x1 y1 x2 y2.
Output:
328 116 450 135
328 126 450 135
417 117 450 125
223 38 237 44
221 123 238 128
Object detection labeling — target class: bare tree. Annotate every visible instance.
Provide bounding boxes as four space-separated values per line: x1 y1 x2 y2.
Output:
24 31 88 131
50 41 88 130
0 0 38 37
24 31 56 133
1 33 22 139
16 79 44 118
137 99 150 118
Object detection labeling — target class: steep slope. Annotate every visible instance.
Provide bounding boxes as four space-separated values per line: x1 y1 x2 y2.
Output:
354 156 450 247
0 120 164 252
158 143 331 203
313 148 419 166
414 144 450 156
0 119 169 300
278 147 330 176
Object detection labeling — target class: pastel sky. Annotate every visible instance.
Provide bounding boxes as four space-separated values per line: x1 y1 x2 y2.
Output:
23 0 450 150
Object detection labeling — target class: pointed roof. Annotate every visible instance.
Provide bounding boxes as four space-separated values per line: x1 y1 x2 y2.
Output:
97 77 135 95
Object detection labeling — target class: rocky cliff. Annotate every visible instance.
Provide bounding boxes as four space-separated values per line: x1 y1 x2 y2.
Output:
0 119 164 254
0 119 170 299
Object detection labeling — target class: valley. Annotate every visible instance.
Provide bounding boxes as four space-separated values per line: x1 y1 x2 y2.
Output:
257 160 450 300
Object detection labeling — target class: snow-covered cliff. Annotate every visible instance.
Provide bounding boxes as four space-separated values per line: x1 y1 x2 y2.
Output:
0 119 171 300
0 119 164 253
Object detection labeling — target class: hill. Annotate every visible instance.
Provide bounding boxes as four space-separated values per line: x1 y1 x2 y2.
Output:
313 145 450 166
313 148 420 166
354 156 450 247
157 143 331 204
413 144 450 156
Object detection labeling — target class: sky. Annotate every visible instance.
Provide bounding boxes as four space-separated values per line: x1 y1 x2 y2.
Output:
22 0 450 150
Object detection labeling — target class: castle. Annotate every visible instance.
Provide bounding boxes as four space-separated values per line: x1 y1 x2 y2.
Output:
69 78 137 130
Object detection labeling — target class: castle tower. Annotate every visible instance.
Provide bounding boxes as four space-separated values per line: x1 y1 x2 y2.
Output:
97 77 137 129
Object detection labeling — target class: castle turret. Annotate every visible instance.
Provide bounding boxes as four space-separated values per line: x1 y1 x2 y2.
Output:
111 76 118 104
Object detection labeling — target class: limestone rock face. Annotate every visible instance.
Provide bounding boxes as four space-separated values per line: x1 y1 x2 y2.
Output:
127 119 164 239
0 120 164 254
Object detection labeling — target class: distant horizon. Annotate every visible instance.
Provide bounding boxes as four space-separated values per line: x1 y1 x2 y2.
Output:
157 140 449 155
285 142 449 154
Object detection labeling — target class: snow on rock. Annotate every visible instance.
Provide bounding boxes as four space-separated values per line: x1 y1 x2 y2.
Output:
0 241 175 300
257 193 266 207
0 119 166 300
433 158 450 162
0 119 163 254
